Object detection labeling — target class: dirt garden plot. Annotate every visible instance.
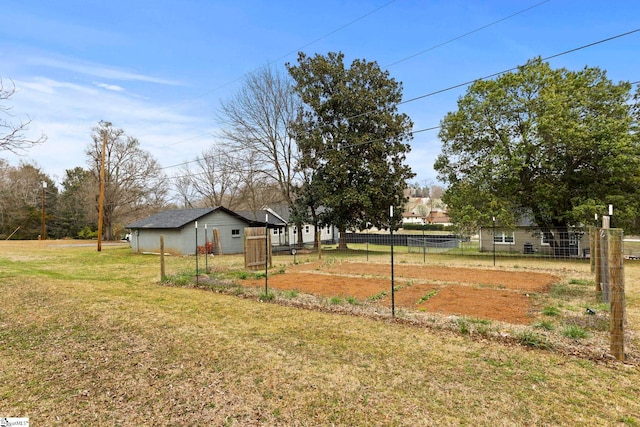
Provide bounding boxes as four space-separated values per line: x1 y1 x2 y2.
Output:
242 262 559 324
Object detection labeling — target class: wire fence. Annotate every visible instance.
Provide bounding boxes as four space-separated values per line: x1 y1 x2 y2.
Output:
156 228 640 360
292 230 606 263
158 225 630 362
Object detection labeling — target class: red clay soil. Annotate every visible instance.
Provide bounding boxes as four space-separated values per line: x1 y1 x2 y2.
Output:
241 262 558 325
397 284 534 324
289 262 557 292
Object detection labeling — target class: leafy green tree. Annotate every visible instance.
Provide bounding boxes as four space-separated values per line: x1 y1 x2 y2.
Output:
0 161 57 239
287 52 414 248
56 167 95 238
435 58 640 253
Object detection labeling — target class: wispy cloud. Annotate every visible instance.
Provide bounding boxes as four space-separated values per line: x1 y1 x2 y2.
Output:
27 56 183 86
3 75 212 183
94 82 125 92
19 77 96 96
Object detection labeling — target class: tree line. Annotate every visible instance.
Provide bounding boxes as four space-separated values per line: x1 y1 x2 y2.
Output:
1 54 640 245
1 52 415 243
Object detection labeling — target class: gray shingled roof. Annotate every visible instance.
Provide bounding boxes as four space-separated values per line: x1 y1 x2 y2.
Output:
236 209 286 226
126 207 218 229
264 203 291 222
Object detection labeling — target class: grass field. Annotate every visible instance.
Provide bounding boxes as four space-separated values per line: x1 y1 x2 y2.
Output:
1 240 639 426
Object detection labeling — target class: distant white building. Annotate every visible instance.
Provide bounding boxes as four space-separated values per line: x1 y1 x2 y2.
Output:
238 206 338 249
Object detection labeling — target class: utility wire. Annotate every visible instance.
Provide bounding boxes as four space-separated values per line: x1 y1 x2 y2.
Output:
369 27 640 116
159 0 544 150
160 28 640 174
154 1 397 149
161 131 215 147
274 0 397 66
165 1 396 113
401 27 640 106
384 0 552 68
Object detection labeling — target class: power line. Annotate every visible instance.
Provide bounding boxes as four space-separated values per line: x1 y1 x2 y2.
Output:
160 143 252 171
412 126 441 135
331 27 640 126
160 124 441 174
292 29 640 156
313 125 441 155
163 124 441 183
160 28 640 174
275 0 397 66
384 0 552 68
164 1 397 113
401 27 640 106
160 131 215 148
161 0 549 150
154 2 398 152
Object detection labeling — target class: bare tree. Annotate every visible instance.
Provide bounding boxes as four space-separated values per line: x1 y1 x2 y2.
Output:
217 65 301 207
0 78 46 153
430 185 445 200
87 121 167 240
172 142 287 214
172 173 197 209
233 149 286 214
176 145 243 209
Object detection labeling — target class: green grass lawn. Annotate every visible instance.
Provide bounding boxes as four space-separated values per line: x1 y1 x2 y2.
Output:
1 241 639 426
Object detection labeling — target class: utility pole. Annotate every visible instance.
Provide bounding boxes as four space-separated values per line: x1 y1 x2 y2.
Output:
97 132 107 252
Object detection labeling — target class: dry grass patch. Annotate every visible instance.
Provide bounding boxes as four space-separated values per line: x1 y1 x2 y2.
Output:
1 241 640 425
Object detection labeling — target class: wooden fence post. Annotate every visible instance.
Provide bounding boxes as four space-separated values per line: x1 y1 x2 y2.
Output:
609 229 625 361
212 228 222 255
244 233 249 269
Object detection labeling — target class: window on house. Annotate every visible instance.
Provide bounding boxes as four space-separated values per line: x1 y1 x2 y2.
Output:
493 231 515 244
231 229 240 238
542 231 578 246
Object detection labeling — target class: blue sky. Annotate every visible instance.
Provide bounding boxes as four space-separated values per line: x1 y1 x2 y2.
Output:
2 0 639 189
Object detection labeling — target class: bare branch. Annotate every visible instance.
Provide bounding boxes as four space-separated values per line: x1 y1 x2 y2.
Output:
217 65 301 206
0 78 47 154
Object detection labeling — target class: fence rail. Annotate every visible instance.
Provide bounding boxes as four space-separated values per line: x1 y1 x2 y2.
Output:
311 231 601 262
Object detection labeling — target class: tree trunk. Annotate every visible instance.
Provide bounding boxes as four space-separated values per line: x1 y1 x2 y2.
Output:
555 228 570 257
338 228 348 250
542 226 573 257
296 221 304 248
311 207 319 250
